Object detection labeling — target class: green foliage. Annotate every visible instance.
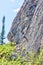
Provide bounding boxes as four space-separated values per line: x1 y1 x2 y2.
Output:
0 43 43 65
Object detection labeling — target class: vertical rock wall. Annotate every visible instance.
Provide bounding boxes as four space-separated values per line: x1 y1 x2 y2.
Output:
7 0 43 53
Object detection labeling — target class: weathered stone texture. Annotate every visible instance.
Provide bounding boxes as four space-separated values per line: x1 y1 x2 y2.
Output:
7 0 43 53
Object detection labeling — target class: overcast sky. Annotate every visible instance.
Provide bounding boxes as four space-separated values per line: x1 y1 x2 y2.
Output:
0 0 24 43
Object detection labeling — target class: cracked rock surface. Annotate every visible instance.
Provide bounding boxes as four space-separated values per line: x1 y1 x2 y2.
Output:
7 0 43 53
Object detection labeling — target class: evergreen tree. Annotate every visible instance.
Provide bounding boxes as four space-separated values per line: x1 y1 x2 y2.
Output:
1 16 5 44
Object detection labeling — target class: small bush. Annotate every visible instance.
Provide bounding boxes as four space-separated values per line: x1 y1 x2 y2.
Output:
0 43 43 65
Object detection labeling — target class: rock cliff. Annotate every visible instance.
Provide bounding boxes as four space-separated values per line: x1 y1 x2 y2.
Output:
7 0 43 53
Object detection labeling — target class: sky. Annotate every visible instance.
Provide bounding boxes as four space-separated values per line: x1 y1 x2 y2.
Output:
0 0 24 43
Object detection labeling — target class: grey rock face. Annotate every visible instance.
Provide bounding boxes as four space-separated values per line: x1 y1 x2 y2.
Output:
7 0 43 53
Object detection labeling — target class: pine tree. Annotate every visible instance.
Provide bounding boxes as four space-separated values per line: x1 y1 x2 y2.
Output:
1 16 5 44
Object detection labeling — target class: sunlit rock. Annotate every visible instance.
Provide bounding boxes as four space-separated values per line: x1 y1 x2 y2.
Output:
7 0 43 53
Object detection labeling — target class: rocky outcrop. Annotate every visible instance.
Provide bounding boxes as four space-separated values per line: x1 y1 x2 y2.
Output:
7 0 43 53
